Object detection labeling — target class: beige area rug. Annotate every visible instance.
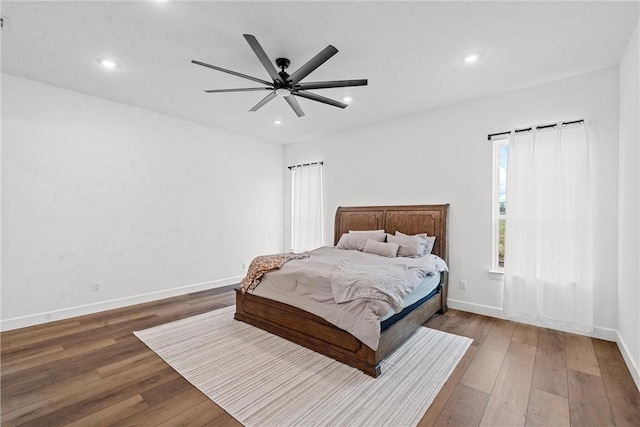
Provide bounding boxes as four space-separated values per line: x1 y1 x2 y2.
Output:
135 306 472 427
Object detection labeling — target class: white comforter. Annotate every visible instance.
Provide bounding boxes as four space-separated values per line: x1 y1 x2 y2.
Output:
250 246 448 350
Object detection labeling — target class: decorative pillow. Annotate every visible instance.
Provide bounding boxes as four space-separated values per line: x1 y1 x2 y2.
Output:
349 229 385 234
387 233 424 257
336 232 386 251
363 239 400 258
396 231 437 255
424 236 436 255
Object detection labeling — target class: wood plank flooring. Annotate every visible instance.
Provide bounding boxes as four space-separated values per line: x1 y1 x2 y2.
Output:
2 287 639 426
423 308 640 427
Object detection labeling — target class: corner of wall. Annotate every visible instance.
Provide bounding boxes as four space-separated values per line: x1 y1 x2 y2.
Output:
617 17 640 392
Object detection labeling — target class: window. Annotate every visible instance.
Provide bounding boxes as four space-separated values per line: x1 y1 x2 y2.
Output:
502 122 593 329
492 138 508 271
290 162 324 252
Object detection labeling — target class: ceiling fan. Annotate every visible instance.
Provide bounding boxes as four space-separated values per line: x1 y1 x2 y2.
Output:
192 34 368 118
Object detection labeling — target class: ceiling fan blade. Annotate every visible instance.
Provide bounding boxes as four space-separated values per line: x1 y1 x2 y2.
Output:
249 91 278 112
192 60 272 86
296 79 368 90
294 90 348 109
204 87 272 93
288 45 339 86
243 34 285 85
284 95 305 117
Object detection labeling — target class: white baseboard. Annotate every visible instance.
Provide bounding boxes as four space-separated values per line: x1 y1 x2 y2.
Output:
447 298 618 342
0 276 243 332
617 332 640 392
447 298 505 319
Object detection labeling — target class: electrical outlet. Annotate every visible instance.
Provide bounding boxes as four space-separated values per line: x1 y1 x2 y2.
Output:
460 280 468 290
92 281 101 292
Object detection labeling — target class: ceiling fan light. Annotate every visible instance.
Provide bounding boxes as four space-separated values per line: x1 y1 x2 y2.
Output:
275 88 290 96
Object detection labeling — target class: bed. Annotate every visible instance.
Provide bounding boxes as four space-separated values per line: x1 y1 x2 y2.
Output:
234 204 449 377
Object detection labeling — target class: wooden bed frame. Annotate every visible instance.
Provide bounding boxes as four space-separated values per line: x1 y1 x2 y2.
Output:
235 204 449 377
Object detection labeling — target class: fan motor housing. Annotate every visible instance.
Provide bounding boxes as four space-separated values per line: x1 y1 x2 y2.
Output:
275 57 290 70
276 58 291 84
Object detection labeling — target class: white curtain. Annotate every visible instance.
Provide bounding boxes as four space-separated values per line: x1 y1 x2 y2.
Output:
503 123 593 332
291 163 324 252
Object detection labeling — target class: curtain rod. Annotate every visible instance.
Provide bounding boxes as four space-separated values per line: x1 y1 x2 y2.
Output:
287 161 323 170
487 119 584 141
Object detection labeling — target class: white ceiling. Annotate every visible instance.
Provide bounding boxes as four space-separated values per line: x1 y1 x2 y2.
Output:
2 1 638 144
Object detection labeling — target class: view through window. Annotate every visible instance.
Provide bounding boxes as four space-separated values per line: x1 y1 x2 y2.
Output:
493 138 508 270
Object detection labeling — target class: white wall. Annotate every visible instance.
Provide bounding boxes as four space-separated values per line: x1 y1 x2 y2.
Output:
1 74 283 329
284 68 620 337
618 20 640 388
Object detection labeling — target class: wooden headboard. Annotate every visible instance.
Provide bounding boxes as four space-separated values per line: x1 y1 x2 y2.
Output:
334 204 449 262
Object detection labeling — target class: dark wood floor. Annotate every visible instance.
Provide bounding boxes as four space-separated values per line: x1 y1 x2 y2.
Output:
2 286 639 426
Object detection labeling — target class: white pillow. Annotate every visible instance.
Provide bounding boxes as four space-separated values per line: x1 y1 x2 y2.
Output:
396 231 437 256
336 232 386 251
349 229 385 234
363 239 400 258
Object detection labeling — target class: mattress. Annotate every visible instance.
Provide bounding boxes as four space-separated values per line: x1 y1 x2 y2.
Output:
380 273 442 331
380 272 441 322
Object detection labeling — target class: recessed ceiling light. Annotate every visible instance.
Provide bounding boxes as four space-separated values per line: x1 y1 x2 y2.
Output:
464 54 479 63
100 59 118 70
273 120 282 125
342 96 352 104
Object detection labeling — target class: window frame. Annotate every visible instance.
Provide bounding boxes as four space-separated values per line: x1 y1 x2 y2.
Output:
491 137 508 273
